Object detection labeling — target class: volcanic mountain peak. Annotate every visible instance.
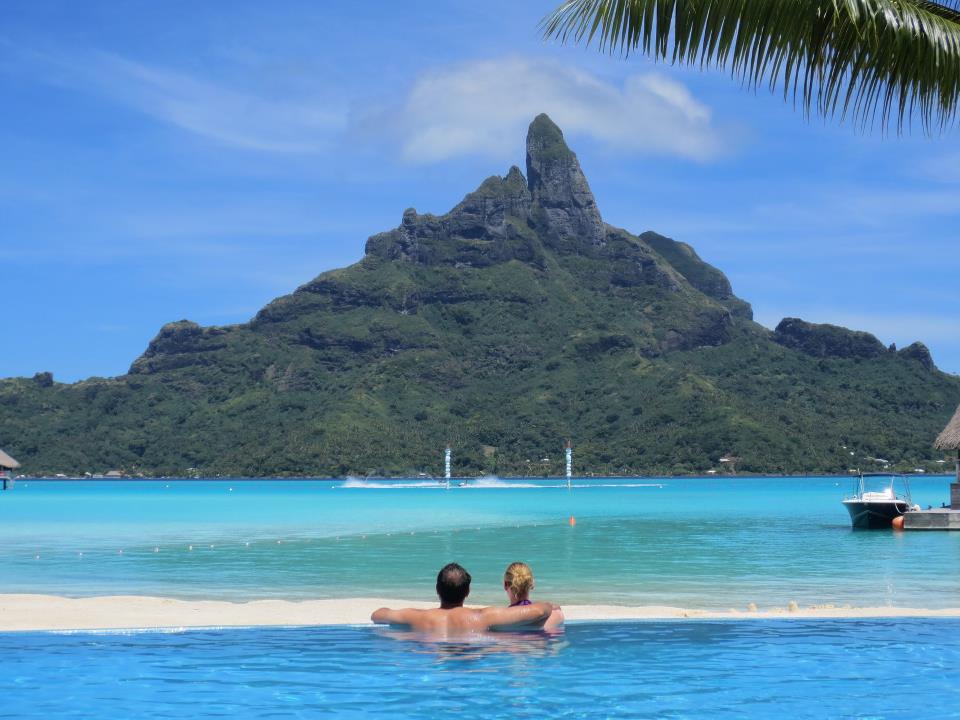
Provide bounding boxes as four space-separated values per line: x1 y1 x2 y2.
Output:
525 113 604 248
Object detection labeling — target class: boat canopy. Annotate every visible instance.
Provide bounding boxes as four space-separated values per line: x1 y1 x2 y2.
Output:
845 472 912 504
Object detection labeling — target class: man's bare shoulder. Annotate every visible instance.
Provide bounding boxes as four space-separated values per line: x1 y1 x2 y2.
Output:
371 606 431 625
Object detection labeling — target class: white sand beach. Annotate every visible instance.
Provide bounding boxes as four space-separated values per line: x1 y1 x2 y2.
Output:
2 594 960 632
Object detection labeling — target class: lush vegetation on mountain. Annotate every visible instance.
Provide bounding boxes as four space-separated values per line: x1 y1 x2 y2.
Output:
2 115 957 477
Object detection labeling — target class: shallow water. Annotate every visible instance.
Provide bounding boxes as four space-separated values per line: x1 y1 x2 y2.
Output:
0 476 958 608
3 619 959 719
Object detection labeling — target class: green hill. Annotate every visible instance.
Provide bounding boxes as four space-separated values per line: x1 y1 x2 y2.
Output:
2 114 958 477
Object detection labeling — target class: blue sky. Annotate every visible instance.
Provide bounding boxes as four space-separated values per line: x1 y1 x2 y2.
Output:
2 0 958 382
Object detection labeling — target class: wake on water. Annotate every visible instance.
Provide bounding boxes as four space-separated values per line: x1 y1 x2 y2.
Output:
339 476 542 489
340 478 443 489
465 476 541 489
339 476 664 490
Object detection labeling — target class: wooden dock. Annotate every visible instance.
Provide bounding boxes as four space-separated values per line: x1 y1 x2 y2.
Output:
904 507 960 530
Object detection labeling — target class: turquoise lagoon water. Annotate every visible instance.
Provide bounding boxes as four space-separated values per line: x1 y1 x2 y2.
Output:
1 476 958 609
3 620 960 719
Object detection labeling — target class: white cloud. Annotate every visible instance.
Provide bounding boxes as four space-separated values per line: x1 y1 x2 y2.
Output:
28 48 346 153
19 46 723 161
389 57 727 163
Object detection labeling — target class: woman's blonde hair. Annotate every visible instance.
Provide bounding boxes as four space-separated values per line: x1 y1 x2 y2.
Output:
503 562 534 599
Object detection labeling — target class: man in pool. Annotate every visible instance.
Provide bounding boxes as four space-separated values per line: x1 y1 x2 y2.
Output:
371 563 560 634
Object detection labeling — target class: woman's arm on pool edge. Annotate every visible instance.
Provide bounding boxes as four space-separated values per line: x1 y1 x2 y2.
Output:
482 601 555 630
543 605 565 629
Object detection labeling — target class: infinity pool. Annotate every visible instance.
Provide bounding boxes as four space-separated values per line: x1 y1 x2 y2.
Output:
3 619 958 719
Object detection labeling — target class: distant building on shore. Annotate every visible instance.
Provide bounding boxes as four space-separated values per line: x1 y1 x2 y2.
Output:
934 404 960 508
0 448 20 490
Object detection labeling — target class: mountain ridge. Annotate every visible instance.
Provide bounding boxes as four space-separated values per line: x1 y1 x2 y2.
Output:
2 114 957 476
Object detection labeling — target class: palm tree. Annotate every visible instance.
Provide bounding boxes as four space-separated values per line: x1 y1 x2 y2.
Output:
542 0 960 132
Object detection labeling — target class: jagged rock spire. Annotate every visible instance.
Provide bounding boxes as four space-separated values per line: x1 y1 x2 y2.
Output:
525 114 604 247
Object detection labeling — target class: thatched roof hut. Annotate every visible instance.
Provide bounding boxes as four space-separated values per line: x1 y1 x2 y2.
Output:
934 405 960 452
0 448 20 471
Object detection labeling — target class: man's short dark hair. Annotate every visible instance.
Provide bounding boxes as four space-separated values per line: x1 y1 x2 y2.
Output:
436 562 471 606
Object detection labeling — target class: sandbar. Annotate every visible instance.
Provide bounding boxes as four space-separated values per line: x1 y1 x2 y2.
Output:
2 594 960 632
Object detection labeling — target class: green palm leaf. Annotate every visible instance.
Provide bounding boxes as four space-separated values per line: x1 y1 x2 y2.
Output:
542 0 960 132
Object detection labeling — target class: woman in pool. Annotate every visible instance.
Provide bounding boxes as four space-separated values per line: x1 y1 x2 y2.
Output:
503 562 564 629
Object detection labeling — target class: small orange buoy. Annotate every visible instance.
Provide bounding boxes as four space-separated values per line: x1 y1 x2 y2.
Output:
568 516 577 526
891 516 905 531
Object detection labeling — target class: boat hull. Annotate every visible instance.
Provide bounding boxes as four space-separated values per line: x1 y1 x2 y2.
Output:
843 500 910 529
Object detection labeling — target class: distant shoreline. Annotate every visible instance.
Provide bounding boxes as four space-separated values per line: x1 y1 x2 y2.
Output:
2 594 959 632
7 473 955 481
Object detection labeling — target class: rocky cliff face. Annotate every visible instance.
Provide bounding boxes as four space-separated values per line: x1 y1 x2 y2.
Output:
364 112 610 267
639 231 753 320
364 166 539 268
525 113 605 250
129 320 232 375
772 319 937 371
773 318 888 360
898 342 935 371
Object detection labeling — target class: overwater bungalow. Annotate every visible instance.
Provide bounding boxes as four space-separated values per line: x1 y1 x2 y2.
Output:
0 448 21 490
934 404 960 509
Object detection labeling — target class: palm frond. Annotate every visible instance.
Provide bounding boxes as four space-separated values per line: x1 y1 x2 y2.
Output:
542 0 960 132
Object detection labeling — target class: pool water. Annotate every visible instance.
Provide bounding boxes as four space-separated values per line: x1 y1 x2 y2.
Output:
3 619 959 719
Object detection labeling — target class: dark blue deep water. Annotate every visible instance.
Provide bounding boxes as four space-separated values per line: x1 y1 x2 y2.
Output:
3 619 959 719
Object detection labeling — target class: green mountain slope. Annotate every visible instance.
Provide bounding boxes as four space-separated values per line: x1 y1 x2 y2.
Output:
2 115 958 477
